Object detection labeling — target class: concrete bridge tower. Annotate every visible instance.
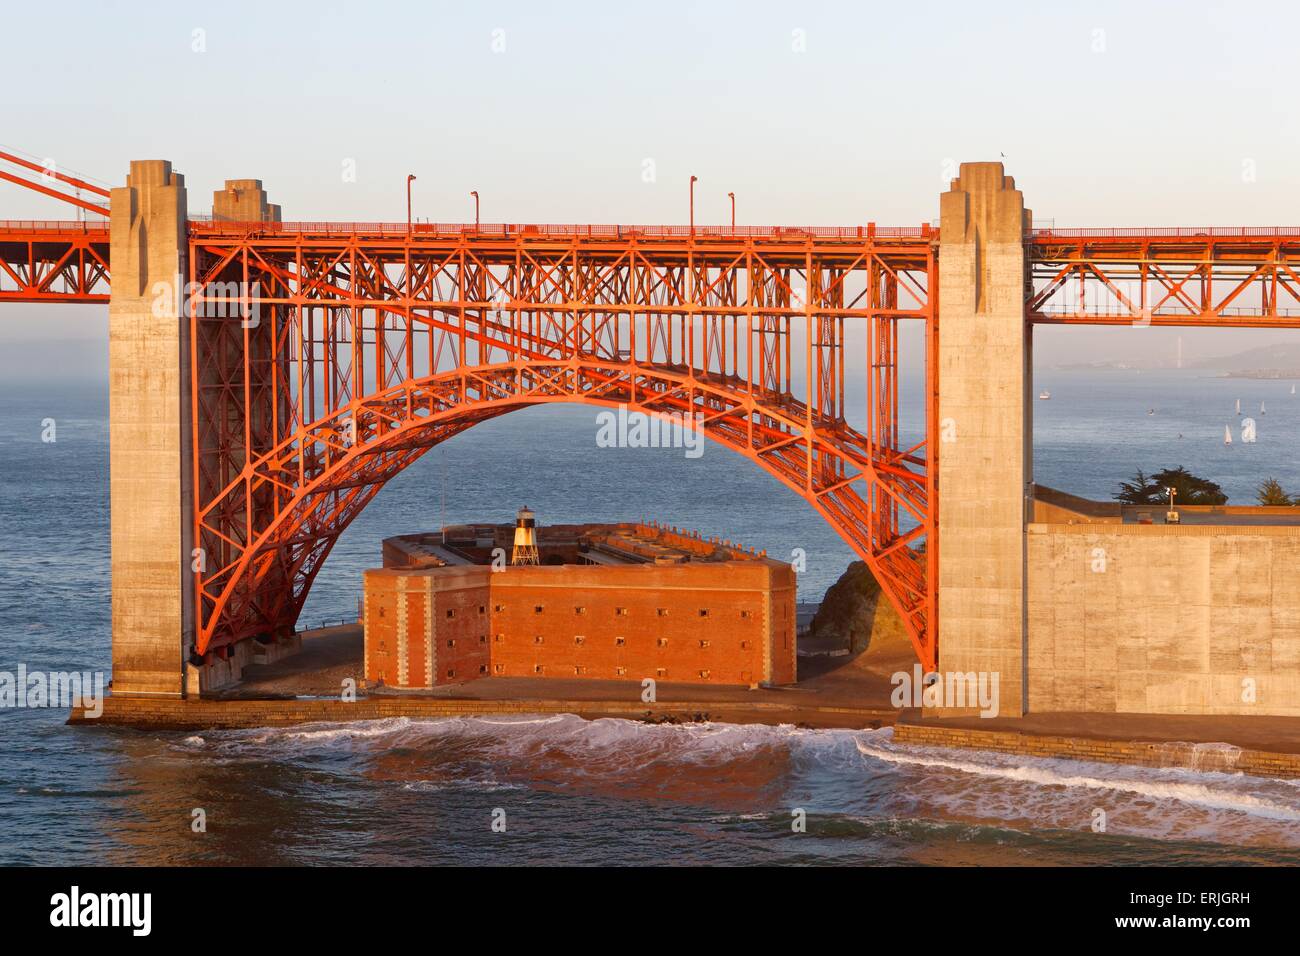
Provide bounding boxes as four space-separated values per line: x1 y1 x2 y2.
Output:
107 161 192 697
108 162 279 697
936 163 1033 717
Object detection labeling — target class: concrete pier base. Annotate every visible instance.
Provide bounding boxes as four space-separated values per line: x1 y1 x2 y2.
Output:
185 633 303 697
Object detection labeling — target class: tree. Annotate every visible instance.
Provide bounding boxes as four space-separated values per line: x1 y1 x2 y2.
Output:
1256 477 1294 506
1114 469 1160 505
1114 466 1228 505
1151 466 1228 505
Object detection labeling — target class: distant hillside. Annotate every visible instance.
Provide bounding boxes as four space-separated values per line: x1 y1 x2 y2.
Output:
1191 342 1300 371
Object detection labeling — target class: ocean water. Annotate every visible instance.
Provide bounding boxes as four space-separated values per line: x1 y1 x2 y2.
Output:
1 370 1299 866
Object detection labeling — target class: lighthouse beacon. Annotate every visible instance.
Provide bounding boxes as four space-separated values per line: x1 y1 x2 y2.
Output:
511 506 540 565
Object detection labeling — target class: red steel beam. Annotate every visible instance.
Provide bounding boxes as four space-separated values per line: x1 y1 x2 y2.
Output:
0 148 111 217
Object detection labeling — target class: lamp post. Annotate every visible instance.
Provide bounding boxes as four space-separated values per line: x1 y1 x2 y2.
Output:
689 175 698 236
406 174 417 236
728 191 735 230
470 190 479 232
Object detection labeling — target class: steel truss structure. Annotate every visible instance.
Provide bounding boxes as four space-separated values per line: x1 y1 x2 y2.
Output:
186 222 940 668
0 221 109 302
1029 228 1300 328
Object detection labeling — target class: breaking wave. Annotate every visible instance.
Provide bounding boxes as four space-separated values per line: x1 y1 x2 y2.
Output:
169 715 1300 852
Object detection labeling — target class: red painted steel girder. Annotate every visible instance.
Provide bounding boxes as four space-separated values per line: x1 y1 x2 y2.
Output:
1028 229 1300 327
0 221 110 303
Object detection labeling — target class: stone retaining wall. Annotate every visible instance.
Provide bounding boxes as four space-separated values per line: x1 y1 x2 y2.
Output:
895 721 1300 779
69 696 892 732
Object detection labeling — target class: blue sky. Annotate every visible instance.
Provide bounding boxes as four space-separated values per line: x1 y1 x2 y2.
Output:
2 0 1298 372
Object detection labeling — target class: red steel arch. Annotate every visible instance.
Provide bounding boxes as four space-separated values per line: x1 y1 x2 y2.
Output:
187 223 940 669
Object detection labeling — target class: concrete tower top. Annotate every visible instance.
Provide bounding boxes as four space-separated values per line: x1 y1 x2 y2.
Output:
940 161 1031 246
126 159 184 189
212 178 282 223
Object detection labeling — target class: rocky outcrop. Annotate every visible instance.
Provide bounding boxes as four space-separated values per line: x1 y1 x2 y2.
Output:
808 561 907 655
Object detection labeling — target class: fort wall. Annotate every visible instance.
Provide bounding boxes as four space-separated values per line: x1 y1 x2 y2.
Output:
363 559 796 691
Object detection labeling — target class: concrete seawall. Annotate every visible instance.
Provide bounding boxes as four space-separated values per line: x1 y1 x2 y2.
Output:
68 695 895 732
896 714 1300 779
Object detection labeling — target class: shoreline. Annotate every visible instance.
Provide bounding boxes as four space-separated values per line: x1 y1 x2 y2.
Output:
67 626 1300 780
67 695 896 732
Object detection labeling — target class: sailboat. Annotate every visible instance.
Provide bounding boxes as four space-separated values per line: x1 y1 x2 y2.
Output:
1292 384 1296 396
1235 398 1242 416
1261 401 1267 415
1224 425 1233 445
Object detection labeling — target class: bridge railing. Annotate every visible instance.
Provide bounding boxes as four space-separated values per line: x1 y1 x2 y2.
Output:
1030 226 1300 240
188 220 932 240
0 219 109 233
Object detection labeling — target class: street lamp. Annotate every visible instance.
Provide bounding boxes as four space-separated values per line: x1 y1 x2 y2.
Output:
689 175 698 236
728 191 735 230
406 174 417 236
470 190 479 232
